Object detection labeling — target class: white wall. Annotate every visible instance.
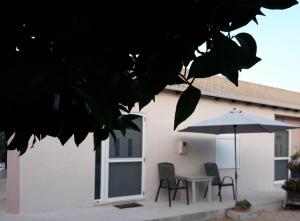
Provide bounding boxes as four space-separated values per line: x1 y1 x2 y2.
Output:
143 91 300 200
17 90 300 212
142 93 216 200
20 135 95 213
6 150 20 213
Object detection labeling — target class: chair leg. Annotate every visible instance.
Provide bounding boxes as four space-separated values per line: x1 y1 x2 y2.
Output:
173 180 180 200
218 186 222 202
186 181 189 205
155 185 161 202
203 186 208 198
168 188 172 207
173 189 177 200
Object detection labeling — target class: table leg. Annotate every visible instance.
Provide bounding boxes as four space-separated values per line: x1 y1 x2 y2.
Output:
191 181 196 203
207 180 212 202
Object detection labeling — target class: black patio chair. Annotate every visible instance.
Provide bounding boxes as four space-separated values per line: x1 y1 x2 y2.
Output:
203 162 235 202
155 162 189 207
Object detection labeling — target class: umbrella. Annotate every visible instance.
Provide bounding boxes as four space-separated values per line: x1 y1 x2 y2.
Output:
179 108 299 202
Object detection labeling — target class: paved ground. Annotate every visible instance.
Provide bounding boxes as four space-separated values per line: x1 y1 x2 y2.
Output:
209 208 300 221
0 189 288 221
1 208 300 221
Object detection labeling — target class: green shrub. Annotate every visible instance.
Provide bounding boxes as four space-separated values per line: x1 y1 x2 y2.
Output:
282 179 300 192
291 152 300 161
287 152 300 172
235 199 252 210
288 162 300 172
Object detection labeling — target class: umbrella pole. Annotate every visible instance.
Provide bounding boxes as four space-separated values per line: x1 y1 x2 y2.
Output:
234 125 238 204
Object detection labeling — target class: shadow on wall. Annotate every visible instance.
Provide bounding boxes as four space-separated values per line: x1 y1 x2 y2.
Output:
178 134 216 171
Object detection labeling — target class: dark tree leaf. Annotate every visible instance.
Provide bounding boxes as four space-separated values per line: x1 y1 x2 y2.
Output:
213 0 263 31
262 0 298 9
222 70 239 87
72 86 113 126
168 74 186 85
30 136 37 148
174 86 201 130
111 114 141 136
109 130 117 144
58 129 73 146
122 120 141 132
189 33 261 86
7 131 31 156
74 130 89 146
138 96 154 111
0 3 296 155
118 104 130 113
5 130 15 143
189 55 220 79
121 114 141 122
235 33 257 55
93 127 109 150
137 43 183 111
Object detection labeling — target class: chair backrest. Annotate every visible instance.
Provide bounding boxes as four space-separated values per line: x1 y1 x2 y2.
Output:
204 162 221 185
158 162 177 187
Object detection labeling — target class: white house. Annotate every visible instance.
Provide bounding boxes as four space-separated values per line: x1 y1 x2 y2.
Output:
2 76 300 213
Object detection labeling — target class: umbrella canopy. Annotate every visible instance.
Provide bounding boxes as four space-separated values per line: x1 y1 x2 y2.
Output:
180 108 299 134
179 108 300 203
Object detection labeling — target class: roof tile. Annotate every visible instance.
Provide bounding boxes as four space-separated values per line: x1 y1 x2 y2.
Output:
167 76 300 110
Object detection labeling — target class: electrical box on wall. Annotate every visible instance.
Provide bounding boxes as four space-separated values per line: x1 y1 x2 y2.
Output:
178 141 189 155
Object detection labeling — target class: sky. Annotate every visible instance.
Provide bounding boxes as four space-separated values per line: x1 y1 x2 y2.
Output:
233 4 300 92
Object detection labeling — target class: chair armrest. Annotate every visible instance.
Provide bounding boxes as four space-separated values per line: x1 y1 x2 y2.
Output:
176 178 188 185
176 178 190 188
177 177 186 182
221 176 234 184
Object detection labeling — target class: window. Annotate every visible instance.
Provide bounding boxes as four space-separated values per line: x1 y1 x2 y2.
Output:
274 131 289 181
216 134 239 169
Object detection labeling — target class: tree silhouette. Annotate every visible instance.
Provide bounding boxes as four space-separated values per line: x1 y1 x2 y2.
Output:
1 1 297 154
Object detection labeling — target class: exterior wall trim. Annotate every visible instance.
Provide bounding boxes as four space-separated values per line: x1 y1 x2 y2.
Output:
164 88 300 112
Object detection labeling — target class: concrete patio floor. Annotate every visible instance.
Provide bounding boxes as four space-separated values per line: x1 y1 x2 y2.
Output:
0 188 285 221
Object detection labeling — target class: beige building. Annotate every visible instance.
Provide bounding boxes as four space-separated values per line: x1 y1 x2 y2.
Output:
3 76 300 213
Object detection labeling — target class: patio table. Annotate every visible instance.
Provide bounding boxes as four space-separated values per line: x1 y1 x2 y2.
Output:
177 175 214 203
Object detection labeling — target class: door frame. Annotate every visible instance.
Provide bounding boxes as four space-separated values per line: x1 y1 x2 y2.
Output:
96 113 146 204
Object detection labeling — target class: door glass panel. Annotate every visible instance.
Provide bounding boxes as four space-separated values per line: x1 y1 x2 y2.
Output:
108 162 142 198
275 131 289 157
109 117 142 158
274 160 288 181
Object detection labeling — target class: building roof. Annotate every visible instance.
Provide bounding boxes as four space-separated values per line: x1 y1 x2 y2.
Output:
166 76 300 111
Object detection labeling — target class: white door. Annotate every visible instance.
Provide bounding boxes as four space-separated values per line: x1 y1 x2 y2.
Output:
95 115 145 202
